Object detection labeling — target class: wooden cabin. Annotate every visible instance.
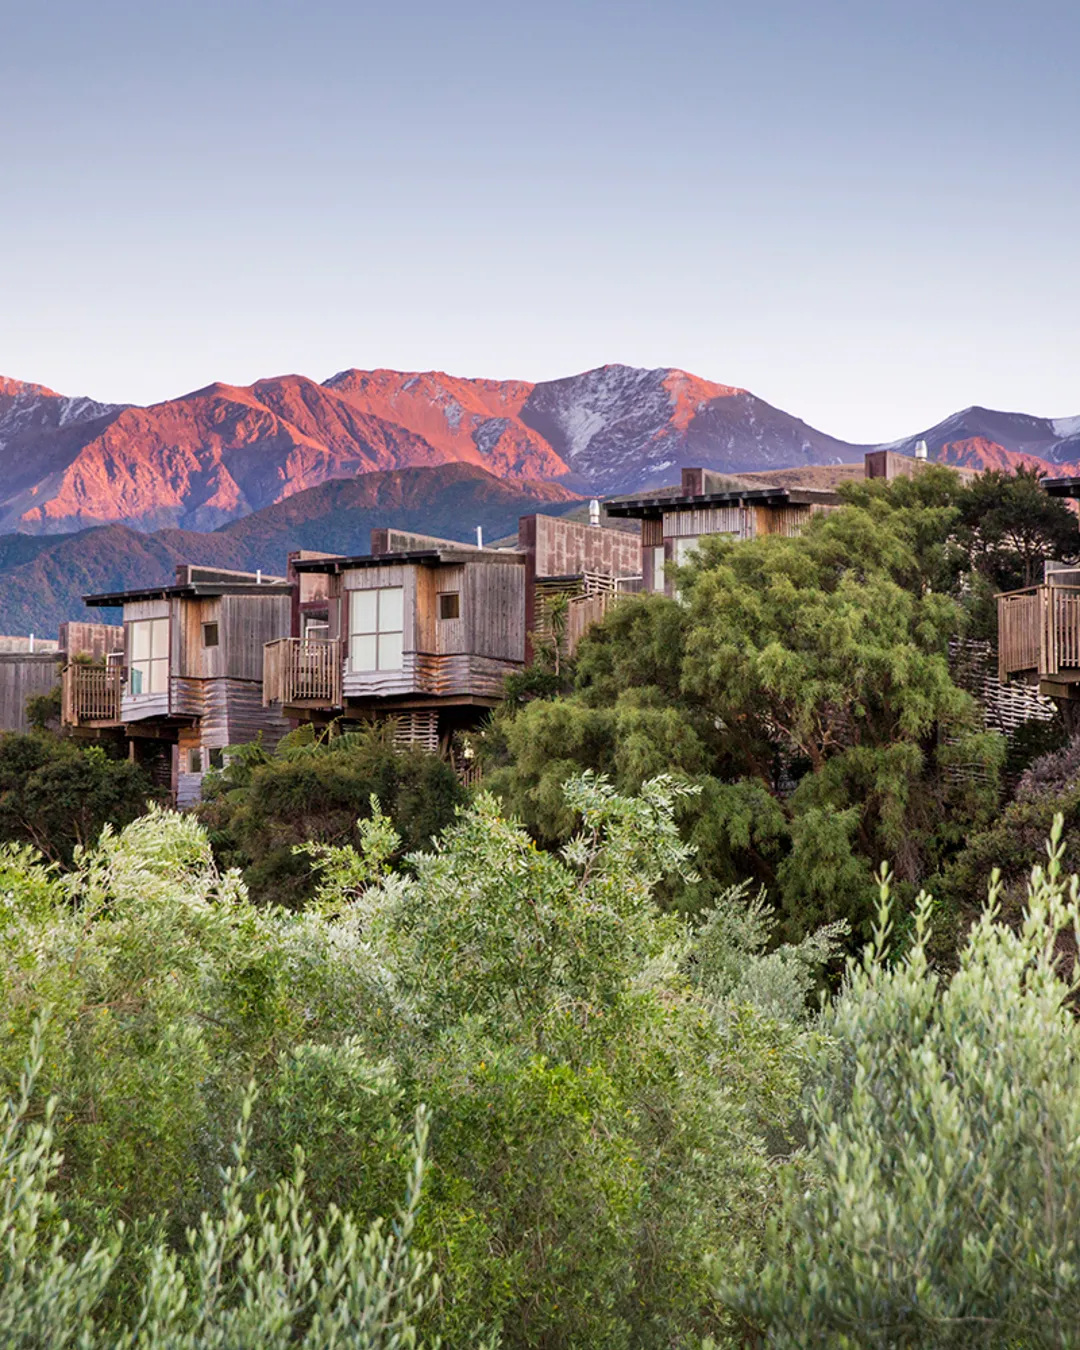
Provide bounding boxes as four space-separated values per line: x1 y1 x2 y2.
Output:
0 623 124 734
263 512 643 753
264 543 526 753
606 469 844 594
605 447 982 593
69 566 292 805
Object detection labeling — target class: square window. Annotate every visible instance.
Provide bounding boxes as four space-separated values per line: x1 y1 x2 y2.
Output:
208 747 225 771
202 622 219 648
438 592 460 620
188 747 203 774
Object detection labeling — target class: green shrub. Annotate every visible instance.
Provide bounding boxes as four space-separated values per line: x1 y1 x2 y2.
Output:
0 1022 467 1349
0 731 151 864
198 723 466 907
727 820 1080 1347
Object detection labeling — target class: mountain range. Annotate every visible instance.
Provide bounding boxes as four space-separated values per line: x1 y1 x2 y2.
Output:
6 365 1080 538
3 362 1080 636
0 464 581 637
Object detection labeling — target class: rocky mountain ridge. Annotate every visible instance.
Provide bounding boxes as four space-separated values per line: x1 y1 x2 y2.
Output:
2 366 1078 536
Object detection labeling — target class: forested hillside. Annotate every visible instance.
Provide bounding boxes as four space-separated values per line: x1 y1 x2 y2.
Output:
0 463 581 636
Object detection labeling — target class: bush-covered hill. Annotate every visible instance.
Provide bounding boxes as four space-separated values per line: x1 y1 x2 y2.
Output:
0 463 580 635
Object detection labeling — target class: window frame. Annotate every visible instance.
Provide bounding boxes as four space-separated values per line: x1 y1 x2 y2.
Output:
348 585 405 673
202 621 220 649
127 617 170 696
651 545 666 594
437 591 461 621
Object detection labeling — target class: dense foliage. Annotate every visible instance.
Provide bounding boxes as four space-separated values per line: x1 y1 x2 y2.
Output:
483 472 1017 941
198 722 466 907
5 465 1080 1345
730 822 1080 1348
0 731 151 863
0 778 844 1347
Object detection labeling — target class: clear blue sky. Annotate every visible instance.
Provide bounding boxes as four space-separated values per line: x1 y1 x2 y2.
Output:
1 0 1077 442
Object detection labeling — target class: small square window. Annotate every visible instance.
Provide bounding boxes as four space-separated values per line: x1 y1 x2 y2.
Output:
188 747 204 774
202 622 219 648
438 592 460 620
208 747 225 771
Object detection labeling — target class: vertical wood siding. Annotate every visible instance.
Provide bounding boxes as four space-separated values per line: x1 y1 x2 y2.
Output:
0 654 62 732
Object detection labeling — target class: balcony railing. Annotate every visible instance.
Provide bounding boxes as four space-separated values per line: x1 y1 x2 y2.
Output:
263 637 343 707
61 663 122 726
997 584 1080 681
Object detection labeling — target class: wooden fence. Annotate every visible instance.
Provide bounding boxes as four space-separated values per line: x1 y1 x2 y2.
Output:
263 638 343 707
61 664 122 726
997 584 1080 681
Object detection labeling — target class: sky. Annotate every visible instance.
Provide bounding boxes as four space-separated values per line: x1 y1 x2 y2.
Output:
1 0 1078 443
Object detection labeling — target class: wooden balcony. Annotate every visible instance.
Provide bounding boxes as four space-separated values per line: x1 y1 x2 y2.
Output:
263 637 343 707
997 584 1080 682
61 663 122 727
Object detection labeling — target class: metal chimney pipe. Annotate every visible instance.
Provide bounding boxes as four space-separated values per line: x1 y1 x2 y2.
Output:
476 526 484 548
915 439 929 461
589 499 600 527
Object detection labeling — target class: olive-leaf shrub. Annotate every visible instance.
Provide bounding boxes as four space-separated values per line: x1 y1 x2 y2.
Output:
309 775 840 1348
0 778 842 1349
0 805 413 1244
0 1020 482 1349
726 817 1080 1348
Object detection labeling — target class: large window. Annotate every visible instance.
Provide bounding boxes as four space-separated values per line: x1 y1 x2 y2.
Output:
129 617 169 695
349 586 404 672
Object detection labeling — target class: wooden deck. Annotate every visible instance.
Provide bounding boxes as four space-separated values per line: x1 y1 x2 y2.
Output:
263 637 343 707
61 663 122 727
997 584 1080 681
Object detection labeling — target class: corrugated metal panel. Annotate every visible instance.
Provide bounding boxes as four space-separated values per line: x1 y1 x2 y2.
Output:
221 593 292 681
124 598 170 622
465 564 525 661
663 506 751 539
59 622 124 660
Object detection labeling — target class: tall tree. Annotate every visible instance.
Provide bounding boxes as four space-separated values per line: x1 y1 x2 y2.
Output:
955 466 1080 589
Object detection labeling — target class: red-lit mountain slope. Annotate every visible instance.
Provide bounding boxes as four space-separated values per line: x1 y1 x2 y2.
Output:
2 366 1079 535
0 462 582 637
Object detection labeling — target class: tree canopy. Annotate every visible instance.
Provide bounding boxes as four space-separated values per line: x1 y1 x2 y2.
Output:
483 476 1007 939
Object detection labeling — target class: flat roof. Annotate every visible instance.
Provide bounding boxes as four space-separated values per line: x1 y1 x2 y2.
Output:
293 548 525 574
1043 477 1080 498
83 581 293 607
605 485 843 518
